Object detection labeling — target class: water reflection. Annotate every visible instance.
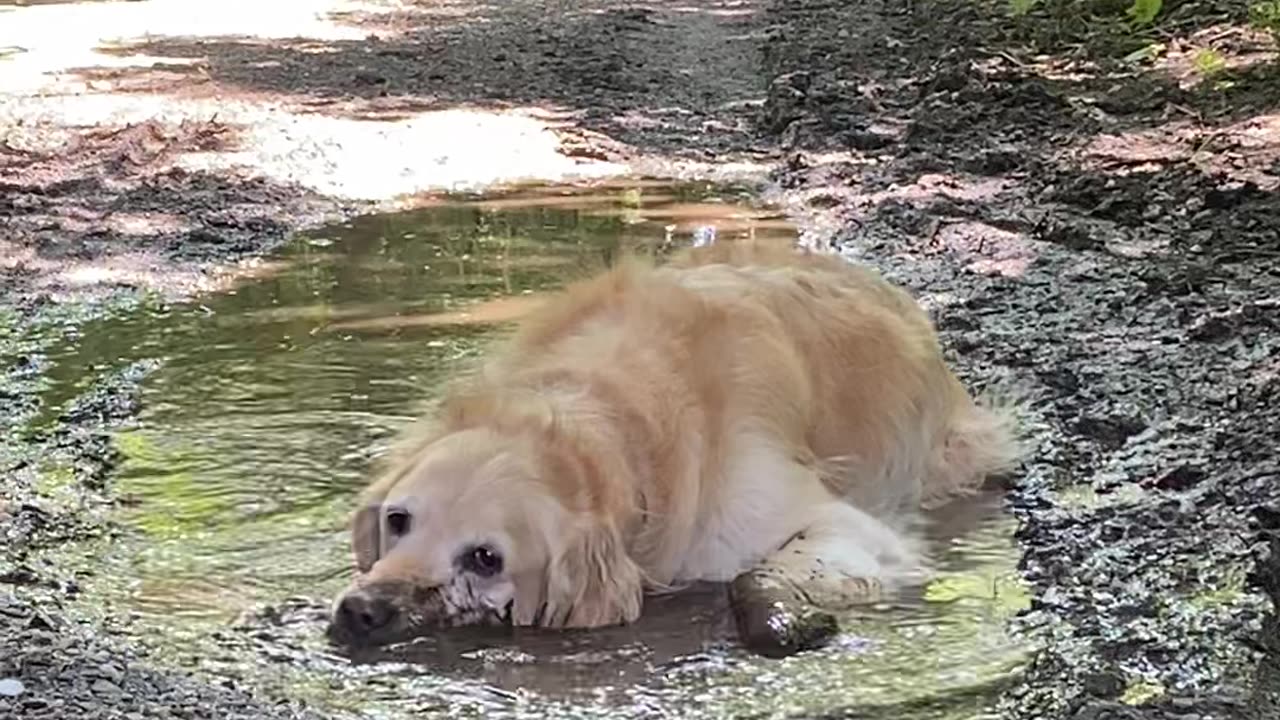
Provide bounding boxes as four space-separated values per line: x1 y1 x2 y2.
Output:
40 180 1028 719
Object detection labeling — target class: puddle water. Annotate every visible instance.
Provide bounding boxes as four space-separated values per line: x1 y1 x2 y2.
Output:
38 180 1030 719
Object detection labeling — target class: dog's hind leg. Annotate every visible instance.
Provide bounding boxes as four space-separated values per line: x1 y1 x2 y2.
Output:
729 499 928 657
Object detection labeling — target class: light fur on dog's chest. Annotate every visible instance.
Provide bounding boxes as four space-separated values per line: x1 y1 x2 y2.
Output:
672 434 838 582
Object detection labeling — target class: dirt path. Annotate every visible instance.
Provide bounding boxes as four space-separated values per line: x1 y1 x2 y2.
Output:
0 0 773 302
2 0 1278 718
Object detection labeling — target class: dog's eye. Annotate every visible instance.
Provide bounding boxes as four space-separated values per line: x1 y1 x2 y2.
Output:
461 545 503 577
385 509 410 536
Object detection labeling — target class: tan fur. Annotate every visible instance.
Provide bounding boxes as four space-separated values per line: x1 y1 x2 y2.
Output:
337 241 1021 634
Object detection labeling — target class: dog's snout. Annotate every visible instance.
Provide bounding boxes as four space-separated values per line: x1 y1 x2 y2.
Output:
334 590 397 639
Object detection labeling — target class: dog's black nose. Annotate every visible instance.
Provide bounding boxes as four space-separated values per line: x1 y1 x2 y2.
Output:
333 590 396 639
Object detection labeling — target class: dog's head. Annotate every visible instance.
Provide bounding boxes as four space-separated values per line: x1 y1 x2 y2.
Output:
326 416 643 648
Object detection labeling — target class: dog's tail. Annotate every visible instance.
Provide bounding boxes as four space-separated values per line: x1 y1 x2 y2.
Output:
920 372 1028 509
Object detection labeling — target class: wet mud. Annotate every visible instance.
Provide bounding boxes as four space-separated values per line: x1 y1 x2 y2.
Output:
2 0 1279 718
757 1 1280 717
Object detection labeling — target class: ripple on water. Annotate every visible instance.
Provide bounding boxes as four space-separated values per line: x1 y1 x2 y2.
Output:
39 180 1031 719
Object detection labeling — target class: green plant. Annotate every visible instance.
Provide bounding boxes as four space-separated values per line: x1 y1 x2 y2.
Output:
1008 0 1040 17
1126 0 1162 26
1193 48 1228 76
1007 0 1162 23
1004 0 1166 56
1122 41 1167 63
1250 0 1280 43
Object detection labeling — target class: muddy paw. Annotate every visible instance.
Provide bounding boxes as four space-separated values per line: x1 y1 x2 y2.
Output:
729 571 839 659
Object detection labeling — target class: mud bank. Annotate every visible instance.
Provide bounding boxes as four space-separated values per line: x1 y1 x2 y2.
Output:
758 0 1280 717
2 0 1278 718
0 298 325 719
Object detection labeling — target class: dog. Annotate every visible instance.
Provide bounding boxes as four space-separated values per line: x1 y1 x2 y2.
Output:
325 241 1020 648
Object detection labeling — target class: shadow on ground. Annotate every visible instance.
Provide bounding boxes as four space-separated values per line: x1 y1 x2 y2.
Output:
0 116 354 302
81 0 771 159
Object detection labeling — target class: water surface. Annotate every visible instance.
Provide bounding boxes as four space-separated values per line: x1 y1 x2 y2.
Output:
41 180 1030 719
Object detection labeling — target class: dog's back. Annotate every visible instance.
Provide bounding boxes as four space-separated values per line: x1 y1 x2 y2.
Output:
477 240 1019 506
659 242 1019 509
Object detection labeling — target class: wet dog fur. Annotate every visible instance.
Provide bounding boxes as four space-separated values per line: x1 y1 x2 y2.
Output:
326 242 1021 647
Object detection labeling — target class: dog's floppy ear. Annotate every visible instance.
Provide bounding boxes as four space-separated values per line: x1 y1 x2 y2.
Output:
541 521 643 629
349 423 446 575
349 467 403 574
351 500 382 575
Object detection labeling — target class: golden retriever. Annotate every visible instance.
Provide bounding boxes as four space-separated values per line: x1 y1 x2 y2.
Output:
325 242 1019 648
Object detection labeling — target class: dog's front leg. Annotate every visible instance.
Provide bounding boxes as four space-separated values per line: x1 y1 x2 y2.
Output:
729 500 927 658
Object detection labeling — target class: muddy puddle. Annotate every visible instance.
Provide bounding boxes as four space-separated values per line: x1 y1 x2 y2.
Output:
35 180 1031 719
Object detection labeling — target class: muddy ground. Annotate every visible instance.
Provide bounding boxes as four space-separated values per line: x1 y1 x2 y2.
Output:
2 0 1279 718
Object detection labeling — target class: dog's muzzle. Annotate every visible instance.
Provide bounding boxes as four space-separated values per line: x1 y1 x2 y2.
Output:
328 588 398 644
325 579 509 648
325 580 430 648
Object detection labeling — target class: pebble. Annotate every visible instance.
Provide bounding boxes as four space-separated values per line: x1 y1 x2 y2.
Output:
96 663 124 683
90 678 122 696
0 678 24 697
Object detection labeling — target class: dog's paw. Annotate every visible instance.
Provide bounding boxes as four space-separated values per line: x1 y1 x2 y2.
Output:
800 570 886 609
729 569 839 659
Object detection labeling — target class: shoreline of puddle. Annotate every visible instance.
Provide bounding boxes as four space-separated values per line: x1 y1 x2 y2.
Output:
32 179 1032 719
